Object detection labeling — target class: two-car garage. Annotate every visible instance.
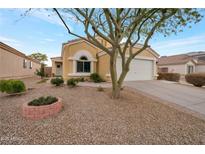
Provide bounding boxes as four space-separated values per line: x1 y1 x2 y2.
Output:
116 57 155 81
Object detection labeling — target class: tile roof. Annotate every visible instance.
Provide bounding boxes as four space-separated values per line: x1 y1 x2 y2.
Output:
158 54 194 65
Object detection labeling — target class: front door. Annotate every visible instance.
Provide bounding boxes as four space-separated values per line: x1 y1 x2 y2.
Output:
187 65 194 74
56 64 62 76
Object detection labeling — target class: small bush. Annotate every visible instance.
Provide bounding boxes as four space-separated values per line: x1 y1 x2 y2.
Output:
0 80 7 93
97 86 104 92
185 73 205 87
67 78 78 87
0 80 26 94
77 77 85 82
157 73 180 82
50 77 64 86
90 73 104 83
28 96 58 106
35 64 45 79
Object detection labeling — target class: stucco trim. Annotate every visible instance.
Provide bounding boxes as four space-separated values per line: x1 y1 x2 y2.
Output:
61 40 101 57
67 57 97 62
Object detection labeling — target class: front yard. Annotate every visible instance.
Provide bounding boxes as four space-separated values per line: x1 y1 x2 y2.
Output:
0 77 205 144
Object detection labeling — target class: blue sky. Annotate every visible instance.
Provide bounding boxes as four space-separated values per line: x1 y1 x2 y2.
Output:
0 8 205 66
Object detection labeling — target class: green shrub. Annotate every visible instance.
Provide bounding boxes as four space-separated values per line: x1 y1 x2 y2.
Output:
90 73 104 83
77 77 85 82
67 78 78 87
157 73 180 82
50 77 64 86
0 80 26 94
185 73 205 87
28 96 58 106
0 80 7 93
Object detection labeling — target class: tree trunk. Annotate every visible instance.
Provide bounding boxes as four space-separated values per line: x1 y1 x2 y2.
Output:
109 51 121 99
112 84 121 98
110 56 130 99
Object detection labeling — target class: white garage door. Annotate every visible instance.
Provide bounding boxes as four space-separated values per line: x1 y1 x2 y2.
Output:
116 58 154 81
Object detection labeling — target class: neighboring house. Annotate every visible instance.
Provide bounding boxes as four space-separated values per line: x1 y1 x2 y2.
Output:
158 52 205 75
0 42 41 79
51 38 159 81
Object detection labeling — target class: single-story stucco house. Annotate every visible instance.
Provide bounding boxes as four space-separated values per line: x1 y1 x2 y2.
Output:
158 52 205 75
51 38 159 81
0 42 41 79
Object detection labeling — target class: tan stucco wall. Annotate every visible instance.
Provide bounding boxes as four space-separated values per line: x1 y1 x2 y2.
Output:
133 47 156 58
98 54 110 80
51 60 56 75
62 41 99 80
158 64 186 74
0 47 40 79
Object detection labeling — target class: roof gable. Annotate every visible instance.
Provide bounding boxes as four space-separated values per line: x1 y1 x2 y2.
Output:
61 38 159 58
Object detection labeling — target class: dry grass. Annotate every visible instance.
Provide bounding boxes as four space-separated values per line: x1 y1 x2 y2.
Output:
0 77 205 144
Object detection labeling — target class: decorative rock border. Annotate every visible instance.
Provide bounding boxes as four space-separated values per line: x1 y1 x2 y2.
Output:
22 98 62 120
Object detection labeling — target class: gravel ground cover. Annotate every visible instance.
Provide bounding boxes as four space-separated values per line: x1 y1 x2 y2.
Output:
0 77 205 144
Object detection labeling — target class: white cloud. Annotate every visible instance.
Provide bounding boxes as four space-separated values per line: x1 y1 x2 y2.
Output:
152 34 205 51
0 36 22 47
151 34 205 56
0 13 3 25
16 9 73 31
43 38 55 42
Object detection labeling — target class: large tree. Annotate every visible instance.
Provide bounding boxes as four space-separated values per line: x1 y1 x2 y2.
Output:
53 8 203 98
29 52 48 64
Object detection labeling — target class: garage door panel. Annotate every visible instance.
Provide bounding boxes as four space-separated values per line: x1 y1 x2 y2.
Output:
117 58 153 81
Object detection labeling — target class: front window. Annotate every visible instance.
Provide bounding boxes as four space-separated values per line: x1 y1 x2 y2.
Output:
77 56 91 73
23 59 27 68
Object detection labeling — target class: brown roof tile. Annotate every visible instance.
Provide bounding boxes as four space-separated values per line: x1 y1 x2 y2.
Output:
158 54 194 65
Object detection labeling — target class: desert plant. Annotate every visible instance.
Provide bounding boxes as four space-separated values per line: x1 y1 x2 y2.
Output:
97 86 104 92
90 73 104 83
185 73 205 87
50 77 64 86
157 73 180 82
67 78 78 87
0 80 26 94
35 63 45 79
28 96 58 106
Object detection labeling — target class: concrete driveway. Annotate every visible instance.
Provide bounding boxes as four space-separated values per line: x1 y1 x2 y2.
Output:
125 80 205 117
